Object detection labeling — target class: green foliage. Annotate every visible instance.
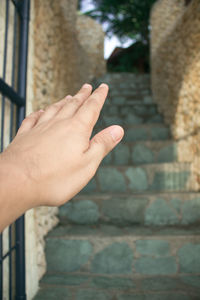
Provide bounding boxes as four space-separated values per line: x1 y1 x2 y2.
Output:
80 0 156 73
82 0 156 43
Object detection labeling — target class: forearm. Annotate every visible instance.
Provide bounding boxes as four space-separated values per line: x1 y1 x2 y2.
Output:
0 155 31 232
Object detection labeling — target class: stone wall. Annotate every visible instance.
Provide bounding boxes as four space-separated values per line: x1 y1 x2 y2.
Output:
151 0 200 188
76 14 106 85
33 0 106 111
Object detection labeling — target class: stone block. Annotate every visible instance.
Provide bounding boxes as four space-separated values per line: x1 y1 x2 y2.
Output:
151 127 170 140
134 256 177 275
121 106 130 115
180 275 200 288
46 239 93 272
82 178 97 193
114 144 130 165
103 152 112 165
92 276 135 289
141 277 178 291
178 243 200 273
96 118 104 127
145 198 179 225
148 106 157 115
170 198 182 214
117 294 190 300
41 274 89 286
157 144 177 163
125 167 148 191
144 95 153 104
132 144 154 164
136 239 170 256
126 114 143 125
75 289 109 300
59 200 100 224
100 224 124 236
112 96 126 104
147 115 163 123
98 168 126 192
150 171 189 191
103 116 123 126
34 287 71 300
133 105 148 116
106 105 118 115
125 128 148 142
102 197 148 225
182 198 200 225
91 242 133 274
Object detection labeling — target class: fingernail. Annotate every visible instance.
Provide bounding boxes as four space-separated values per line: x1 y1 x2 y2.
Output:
109 126 124 142
82 83 91 88
99 83 108 88
39 109 44 113
66 95 72 100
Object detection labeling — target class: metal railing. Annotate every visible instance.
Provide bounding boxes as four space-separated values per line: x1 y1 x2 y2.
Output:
0 0 30 299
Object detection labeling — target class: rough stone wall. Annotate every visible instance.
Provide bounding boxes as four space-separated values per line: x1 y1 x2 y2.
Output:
31 0 106 297
76 14 106 84
151 0 200 187
33 0 106 111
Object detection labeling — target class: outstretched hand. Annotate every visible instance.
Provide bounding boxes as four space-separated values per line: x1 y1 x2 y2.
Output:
0 83 124 230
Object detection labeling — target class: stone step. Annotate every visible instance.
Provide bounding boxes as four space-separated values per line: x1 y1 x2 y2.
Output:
97 112 163 127
95 73 151 86
98 102 164 126
94 124 171 142
108 90 152 100
104 95 153 105
81 163 195 194
43 225 200 282
35 272 200 300
59 192 200 226
102 103 158 117
104 99 154 107
102 141 177 166
106 84 150 92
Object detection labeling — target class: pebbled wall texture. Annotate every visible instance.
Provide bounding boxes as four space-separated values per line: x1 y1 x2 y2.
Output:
150 0 200 188
33 0 106 111
28 0 105 298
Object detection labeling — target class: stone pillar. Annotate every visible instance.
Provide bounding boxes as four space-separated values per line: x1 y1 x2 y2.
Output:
150 0 200 189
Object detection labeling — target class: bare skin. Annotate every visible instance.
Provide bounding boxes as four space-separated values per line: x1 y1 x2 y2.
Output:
0 83 124 231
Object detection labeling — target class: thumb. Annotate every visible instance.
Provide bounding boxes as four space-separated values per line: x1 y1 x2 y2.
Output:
88 125 124 165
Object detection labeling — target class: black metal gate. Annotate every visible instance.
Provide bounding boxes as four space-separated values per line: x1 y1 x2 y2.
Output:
0 0 30 299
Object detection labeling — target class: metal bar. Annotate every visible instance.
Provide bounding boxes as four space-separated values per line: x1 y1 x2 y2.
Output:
0 1 10 299
10 5 17 142
8 226 12 300
1 0 10 151
15 1 30 299
11 0 19 11
0 79 25 107
9 9 18 299
0 246 16 263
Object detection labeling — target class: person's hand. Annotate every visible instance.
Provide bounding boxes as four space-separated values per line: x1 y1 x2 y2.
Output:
1 84 124 210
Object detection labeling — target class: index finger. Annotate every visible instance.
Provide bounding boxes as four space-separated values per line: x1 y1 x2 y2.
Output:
75 83 109 129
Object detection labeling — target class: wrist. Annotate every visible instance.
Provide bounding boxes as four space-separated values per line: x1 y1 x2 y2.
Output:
0 152 33 231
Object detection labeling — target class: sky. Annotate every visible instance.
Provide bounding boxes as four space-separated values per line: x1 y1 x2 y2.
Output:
81 0 133 59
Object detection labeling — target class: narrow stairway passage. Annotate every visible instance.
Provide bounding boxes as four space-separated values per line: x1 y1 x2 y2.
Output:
35 73 200 300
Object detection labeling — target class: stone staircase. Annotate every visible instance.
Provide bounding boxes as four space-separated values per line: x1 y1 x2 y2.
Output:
34 73 200 300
